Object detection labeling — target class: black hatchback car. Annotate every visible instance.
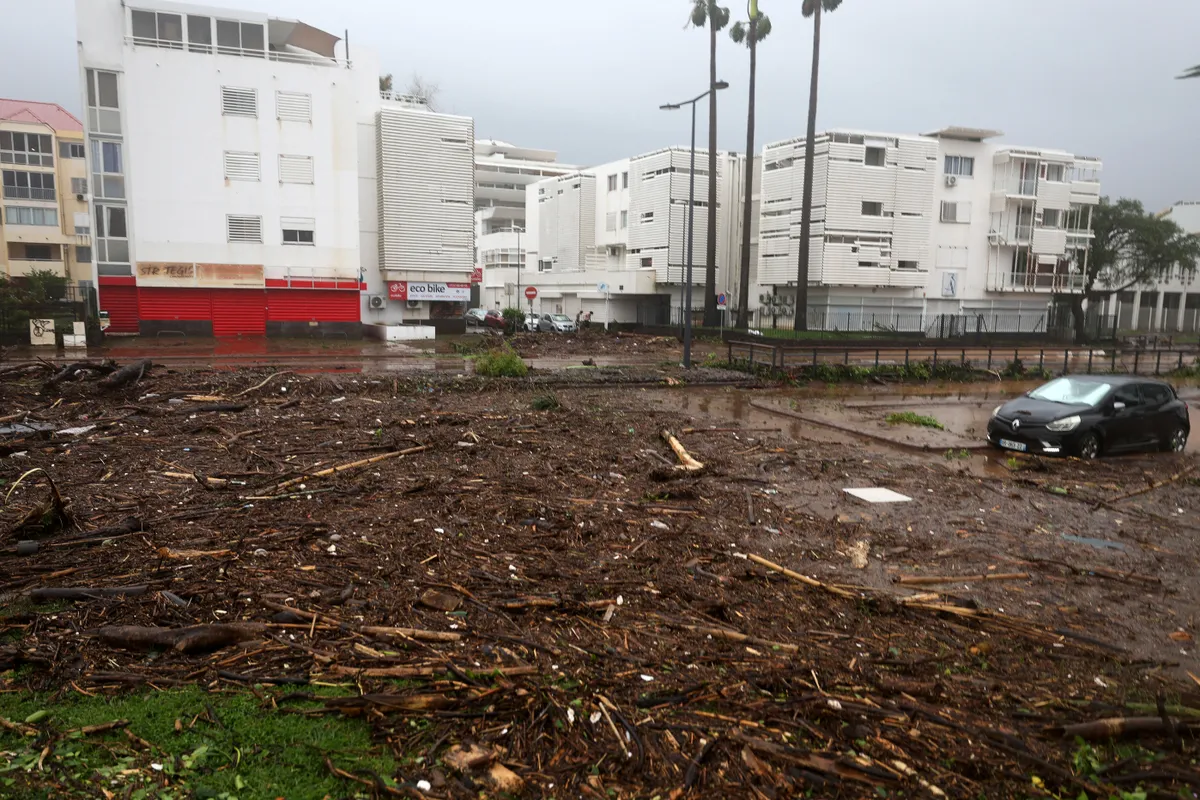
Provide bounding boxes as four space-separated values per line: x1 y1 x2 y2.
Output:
987 375 1190 459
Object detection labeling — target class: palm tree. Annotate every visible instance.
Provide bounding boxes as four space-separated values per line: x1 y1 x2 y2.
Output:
730 4 771 329
1179 63 1200 79
690 1 730 328
793 0 843 331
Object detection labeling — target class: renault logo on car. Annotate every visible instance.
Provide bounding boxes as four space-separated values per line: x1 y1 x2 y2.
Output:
1012 419 1020 430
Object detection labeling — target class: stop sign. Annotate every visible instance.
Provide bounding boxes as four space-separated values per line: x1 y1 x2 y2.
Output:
524 286 538 301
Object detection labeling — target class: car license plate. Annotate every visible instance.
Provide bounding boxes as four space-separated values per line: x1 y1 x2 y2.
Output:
998 439 1027 452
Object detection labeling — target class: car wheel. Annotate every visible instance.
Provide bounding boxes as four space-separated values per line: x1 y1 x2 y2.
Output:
1163 426 1188 453
1076 432 1101 460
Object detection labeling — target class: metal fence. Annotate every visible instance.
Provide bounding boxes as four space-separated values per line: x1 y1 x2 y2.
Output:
0 285 97 346
728 340 1200 379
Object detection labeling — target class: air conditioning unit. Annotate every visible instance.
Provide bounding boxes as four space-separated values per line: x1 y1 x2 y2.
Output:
945 175 958 188
781 295 796 307
406 300 421 310
75 193 85 201
759 293 770 305
367 294 386 310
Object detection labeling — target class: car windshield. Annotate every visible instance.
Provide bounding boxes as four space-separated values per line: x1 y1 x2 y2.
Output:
552 315 570 322
1028 377 1111 407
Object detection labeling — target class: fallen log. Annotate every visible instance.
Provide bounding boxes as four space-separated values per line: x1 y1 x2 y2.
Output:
42 361 116 392
92 623 266 654
661 429 704 471
1044 717 1200 741
31 586 149 601
98 360 152 390
895 572 1030 586
271 446 427 492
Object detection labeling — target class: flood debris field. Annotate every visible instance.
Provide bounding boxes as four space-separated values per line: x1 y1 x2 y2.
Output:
461 329 683 360
2 362 1200 799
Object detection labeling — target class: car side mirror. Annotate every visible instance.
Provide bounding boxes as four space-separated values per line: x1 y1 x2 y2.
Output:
1112 401 1126 412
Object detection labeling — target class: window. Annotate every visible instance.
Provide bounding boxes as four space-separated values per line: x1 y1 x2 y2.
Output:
85 70 121 135
281 217 314 245
227 214 262 243
187 15 212 53
59 141 85 159
2 171 55 201
75 246 92 263
24 245 53 261
0 132 53 167
221 86 257 117
131 9 183 47
1044 163 1066 182
897 260 918 270
607 174 618 192
640 257 653 268
865 146 886 167
605 212 617 232
74 211 90 235
276 91 312 122
640 211 655 223
1113 385 1143 408
278 154 313 184
1141 384 1172 407
70 177 88 195
620 210 628 229
1041 208 1063 229
4 206 58 226
216 20 265 55
94 205 129 263
224 151 260 181
940 200 970 223
621 171 629 189
91 140 124 199
862 201 883 216
944 155 974 177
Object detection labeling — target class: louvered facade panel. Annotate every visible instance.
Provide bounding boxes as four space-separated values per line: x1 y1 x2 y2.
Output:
226 214 262 243
224 151 260 181
278 154 314 184
221 86 257 117
275 91 312 122
376 107 474 274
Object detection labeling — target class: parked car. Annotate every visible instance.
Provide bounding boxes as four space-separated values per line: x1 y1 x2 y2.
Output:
987 375 1189 459
526 313 553 332
543 314 577 334
464 308 487 328
483 309 505 330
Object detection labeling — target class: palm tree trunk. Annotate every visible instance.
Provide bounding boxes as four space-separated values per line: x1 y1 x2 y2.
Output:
793 1 822 331
735 17 758 330
703 12 720 328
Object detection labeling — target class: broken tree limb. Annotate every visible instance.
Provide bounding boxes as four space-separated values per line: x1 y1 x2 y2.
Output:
91 623 266 654
31 586 149 601
97 360 152 390
327 664 537 679
894 572 1030 586
260 600 462 642
747 554 860 599
42 361 116 392
1104 464 1196 505
656 617 799 653
272 446 427 492
1044 717 1199 741
232 371 291 398
661 429 704 471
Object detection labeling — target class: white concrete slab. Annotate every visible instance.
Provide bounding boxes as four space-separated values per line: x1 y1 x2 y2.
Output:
843 488 912 504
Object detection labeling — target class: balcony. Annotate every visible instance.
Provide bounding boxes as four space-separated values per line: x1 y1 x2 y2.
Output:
6 258 67 279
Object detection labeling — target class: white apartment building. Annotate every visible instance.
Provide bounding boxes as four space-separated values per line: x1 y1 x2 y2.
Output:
754 126 1102 333
79 0 371 336
474 140 575 292
358 94 475 333
1114 201 1200 333
483 147 747 324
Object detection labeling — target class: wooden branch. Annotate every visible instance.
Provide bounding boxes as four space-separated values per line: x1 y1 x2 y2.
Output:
261 600 461 643
327 664 537 679
1105 464 1196 505
747 554 859 599
272 446 427 492
661 429 704 471
895 572 1030 586
658 618 798 653
98 360 152 390
232 371 291 398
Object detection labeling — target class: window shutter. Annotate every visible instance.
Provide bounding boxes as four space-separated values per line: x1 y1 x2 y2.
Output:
278 154 314 184
224 151 260 181
221 86 257 117
276 91 311 122
226 214 262 243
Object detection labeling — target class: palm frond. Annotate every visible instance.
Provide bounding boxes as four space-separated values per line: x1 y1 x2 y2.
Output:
757 14 772 40
802 0 842 17
689 0 707 28
729 20 747 44
1179 63 1200 80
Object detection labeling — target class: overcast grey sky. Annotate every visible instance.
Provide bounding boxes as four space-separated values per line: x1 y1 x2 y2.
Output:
5 0 1198 210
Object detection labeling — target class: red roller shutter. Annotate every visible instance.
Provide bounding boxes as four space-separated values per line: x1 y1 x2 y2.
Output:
266 289 359 322
99 285 140 333
211 289 266 336
137 288 212 320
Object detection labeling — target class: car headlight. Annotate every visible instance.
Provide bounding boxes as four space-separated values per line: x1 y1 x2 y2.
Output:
992 405 1002 418
1046 415 1081 432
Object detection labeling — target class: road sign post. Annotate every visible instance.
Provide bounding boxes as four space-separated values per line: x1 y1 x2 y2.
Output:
598 283 610 330
524 286 537 312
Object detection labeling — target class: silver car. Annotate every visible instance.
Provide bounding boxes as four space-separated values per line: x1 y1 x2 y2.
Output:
545 314 577 333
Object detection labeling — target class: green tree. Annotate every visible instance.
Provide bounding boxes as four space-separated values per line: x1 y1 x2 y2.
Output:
1058 198 1200 343
793 0 844 331
730 4 772 329
379 73 393 93
690 1 730 328
24 269 68 303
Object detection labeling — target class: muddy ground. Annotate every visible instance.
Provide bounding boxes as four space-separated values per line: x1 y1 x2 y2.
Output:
466 329 683 360
2 363 1200 798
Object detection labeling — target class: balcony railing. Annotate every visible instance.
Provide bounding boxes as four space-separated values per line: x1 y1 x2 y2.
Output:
126 36 350 67
3 186 55 201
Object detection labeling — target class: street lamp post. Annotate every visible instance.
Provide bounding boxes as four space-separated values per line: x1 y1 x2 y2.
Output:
660 80 728 369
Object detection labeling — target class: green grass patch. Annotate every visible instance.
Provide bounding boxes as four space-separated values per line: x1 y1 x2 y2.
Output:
885 411 945 430
0 686 393 799
530 393 560 411
473 348 528 378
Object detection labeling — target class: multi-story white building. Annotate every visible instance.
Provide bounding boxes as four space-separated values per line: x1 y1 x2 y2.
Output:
473 141 575 293
483 147 748 324
753 126 1102 333
358 94 475 333
78 0 372 336
1114 201 1200 333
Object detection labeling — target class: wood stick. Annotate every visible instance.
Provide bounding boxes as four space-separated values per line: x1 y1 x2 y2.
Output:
1105 464 1196 504
327 664 537 679
681 427 781 434
272 446 427 492
747 554 859 599
232 371 291 398
660 619 798 653
261 600 462 643
894 572 1030 586
661 429 704 471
